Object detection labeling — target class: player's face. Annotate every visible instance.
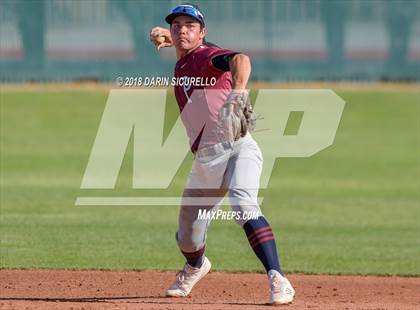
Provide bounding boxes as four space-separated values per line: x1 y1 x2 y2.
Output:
171 16 206 52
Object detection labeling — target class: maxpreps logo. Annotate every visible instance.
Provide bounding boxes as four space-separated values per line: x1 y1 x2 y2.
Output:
75 89 345 206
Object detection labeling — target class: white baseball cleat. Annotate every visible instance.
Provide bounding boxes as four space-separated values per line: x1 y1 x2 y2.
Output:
268 269 295 305
166 256 211 297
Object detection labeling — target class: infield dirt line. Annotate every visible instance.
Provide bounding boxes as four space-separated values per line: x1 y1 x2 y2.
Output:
1 269 419 310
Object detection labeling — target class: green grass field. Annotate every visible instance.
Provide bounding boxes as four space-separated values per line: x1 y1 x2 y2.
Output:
1 87 419 275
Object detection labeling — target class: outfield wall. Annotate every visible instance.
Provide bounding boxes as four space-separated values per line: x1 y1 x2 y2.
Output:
0 0 419 81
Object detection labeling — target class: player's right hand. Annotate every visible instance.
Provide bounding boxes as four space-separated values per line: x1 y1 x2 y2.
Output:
149 27 173 50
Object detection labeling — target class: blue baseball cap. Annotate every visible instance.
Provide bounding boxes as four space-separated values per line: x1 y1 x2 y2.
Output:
165 4 205 26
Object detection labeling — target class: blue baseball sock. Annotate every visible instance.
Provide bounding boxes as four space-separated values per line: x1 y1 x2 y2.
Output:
181 246 205 268
243 216 283 275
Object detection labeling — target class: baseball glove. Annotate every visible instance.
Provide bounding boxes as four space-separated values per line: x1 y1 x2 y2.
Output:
216 90 256 143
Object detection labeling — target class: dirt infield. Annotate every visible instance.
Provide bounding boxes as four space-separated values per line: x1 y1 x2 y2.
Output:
0 270 418 310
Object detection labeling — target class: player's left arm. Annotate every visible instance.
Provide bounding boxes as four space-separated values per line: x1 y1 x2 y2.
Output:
228 54 251 90
211 53 251 90
215 53 255 142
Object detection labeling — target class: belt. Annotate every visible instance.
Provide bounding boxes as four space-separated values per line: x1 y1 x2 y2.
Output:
196 142 233 158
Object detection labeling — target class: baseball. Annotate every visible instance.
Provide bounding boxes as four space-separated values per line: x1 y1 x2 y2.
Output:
156 36 165 44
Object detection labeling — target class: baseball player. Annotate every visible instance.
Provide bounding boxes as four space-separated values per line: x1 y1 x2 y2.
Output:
150 3 295 305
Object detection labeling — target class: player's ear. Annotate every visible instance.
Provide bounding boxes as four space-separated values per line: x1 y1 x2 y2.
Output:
200 27 207 40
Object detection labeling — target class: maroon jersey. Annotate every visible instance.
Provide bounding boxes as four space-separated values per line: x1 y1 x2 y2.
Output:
173 45 237 153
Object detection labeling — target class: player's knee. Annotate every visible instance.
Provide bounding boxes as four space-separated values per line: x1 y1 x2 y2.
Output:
229 188 258 204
